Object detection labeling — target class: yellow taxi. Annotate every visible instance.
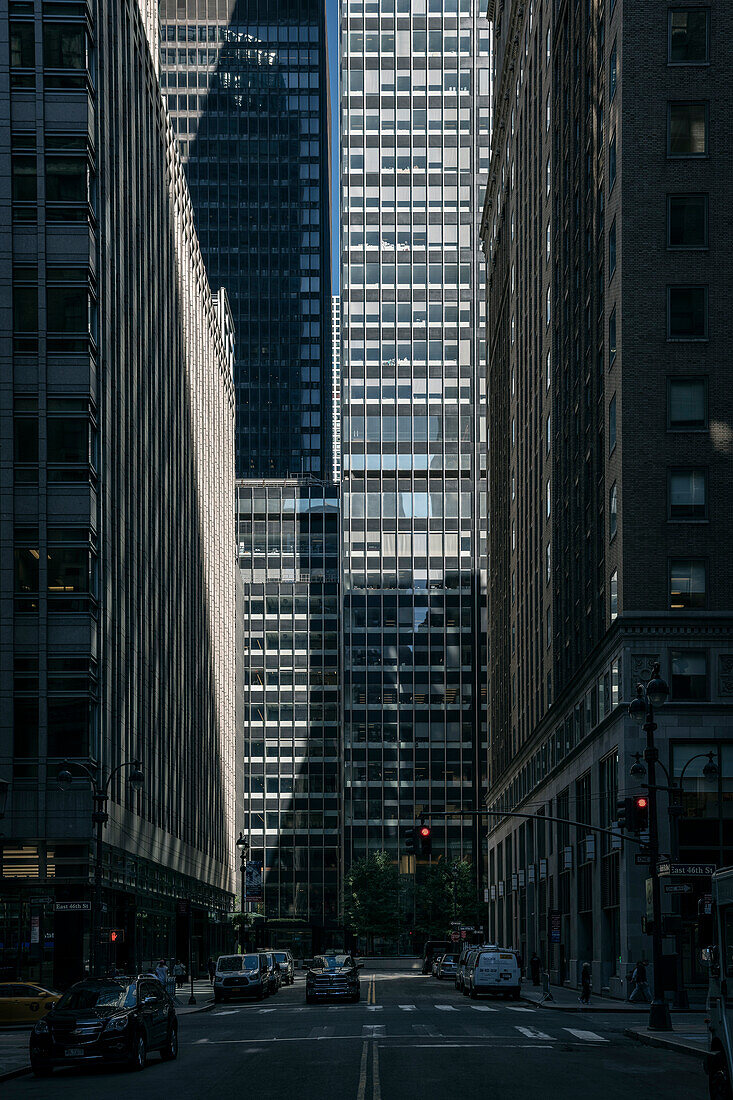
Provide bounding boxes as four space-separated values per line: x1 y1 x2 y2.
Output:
0 983 60 1025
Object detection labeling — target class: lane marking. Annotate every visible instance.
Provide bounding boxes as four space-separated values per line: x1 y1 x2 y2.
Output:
412 1022 440 1037
362 1024 386 1038
194 1037 210 1044
366 1004 383 1012
372 1041 382 1100
504 1006 533 1013
469 1004 497 1012
258 1008 276 1014
213 1010 237 1016
398 1004 417 1011
357 1040 368 1100
563 1028 608 1043
309 1025 335 1039
434 1004 458 1012
515 1026 554 1040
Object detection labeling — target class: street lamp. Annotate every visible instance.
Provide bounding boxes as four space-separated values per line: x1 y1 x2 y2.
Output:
628 663 672 1031
236 832 249 948
58 758 144 977
632 748 719 1009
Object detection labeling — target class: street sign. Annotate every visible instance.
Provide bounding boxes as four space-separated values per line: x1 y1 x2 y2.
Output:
483 888 489 903
55 901 90 913
657 862 716 878
549 909 561 944
30 895 53 905
665 883 693 895
635 854 651 866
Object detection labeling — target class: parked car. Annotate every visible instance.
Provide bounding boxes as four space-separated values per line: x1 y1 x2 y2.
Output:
273 950 295 986
214 953 269 1003
437 953 459 980
456 947 481 993
0 983 60 1026
261 952 282 995
422 940 452 975
305 954 361 1004
465 947 522 1000
431 955 444 977
29 976 177 1076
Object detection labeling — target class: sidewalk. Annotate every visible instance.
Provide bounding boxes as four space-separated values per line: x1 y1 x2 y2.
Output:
174 977 215 1014
521 982 706 1013
0 1030 33 1083
623 1015 709 1060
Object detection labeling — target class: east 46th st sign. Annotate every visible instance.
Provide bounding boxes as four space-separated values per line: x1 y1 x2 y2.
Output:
656 861 717 877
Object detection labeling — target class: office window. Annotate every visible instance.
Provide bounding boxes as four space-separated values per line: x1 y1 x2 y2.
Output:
668 286 707 339
609 394 616 452
667 194 708 248
669 560 706 610
668 378 706 429
609 307 617 362
609 482 617 538
668 10 709 64
609 133 616 189
43 23 86 69
668 102 708 156
609 218 616 277
46 157 88 204
671 650 707 700
669 469 706 520
610 570 618 621
10 22 34 85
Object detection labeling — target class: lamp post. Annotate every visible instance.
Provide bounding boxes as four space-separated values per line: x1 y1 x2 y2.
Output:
58 758 144 978
628 663 672 1031
236 832 248 950
630 748 718 1009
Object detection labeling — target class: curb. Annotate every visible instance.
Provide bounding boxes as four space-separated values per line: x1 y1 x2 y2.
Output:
0 1065 31 1084
623 1027 709 1061
176 999 216 1015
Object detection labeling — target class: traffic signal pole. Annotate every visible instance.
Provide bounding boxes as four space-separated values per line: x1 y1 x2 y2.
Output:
643 704 673 1031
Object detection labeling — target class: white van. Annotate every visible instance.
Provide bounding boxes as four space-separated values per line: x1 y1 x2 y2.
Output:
466 947 522 1000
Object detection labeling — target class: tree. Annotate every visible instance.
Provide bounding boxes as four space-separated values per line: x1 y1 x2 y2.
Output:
413 860 479 939
343 851 399 951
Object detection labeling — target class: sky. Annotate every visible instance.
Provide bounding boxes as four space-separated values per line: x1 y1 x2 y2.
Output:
328 0 339 291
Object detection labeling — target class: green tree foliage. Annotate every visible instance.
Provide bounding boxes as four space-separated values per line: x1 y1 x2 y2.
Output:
413 861 479 938
343 851 400 948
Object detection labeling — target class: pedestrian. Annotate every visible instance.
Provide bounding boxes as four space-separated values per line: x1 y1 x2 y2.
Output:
629 959 651 1003
174 960 185 989
579 962 592 1005
207 956 216 985
154 958 169 985
530 952 541 987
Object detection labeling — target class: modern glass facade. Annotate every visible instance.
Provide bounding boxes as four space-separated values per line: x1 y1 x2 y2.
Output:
237 481 341 947
340 0 490 877
332 295 342 481
158 0 332 479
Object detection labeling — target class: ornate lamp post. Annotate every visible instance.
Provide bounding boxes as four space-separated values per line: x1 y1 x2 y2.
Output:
58 759 144 977
628 663 672 1031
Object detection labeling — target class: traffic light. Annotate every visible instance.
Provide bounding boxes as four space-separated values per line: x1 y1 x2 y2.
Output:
405 828 417 855
419 823 432 857
108 929 125 944
616 797 632 831
630 795 649 833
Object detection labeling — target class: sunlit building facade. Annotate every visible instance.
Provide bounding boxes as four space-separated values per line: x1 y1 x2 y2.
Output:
340 0 491 897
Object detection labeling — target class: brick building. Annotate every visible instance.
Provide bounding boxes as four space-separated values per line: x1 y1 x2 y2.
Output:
481 0 733 998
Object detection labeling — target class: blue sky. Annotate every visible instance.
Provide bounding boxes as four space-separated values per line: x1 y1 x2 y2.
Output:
328 0 339 290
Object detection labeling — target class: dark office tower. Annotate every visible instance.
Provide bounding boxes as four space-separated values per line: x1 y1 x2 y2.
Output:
0 0 239 987
236 481 341 951
482 1 733 999
158 0 332 479
340 0 491 927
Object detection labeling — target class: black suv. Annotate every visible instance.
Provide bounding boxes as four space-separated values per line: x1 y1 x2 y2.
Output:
305 955 361 1004
273 950 295 986
29 977 177 1076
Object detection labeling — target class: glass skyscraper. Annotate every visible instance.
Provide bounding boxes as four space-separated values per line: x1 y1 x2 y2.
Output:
158 0 332 479
340 0 491 883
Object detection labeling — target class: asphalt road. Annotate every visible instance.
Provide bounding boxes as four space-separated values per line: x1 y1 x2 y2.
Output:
3 971 706 1100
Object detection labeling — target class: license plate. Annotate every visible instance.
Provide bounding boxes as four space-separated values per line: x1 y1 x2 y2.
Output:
65 1048 84 1057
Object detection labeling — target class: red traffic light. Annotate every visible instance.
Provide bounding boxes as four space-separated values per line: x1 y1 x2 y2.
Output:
109 929 124 943
636 797 648 809
419 826 431 838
